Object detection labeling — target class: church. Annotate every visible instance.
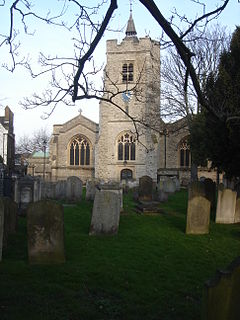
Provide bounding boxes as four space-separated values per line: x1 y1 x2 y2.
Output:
28 13 193 185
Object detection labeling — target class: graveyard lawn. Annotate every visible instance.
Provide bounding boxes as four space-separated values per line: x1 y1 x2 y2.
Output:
0 189 240 320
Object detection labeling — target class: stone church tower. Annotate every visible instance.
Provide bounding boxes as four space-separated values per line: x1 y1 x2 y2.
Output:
95 13 161 182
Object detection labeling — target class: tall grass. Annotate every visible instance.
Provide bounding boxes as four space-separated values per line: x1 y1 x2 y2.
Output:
0 189 239 320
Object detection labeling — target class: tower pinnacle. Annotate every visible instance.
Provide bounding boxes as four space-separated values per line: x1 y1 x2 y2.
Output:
125 0 137 37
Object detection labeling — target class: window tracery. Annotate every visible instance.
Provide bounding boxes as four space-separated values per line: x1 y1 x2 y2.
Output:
179 138 190 167
117 132 136 161
69 135 91 166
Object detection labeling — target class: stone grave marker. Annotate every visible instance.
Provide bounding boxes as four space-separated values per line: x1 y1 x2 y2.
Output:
186 181 211 234
27 200 65 264
139 175 153 202
55 180 67 200
86 179 96 201
66 176 82 202
98 182 123 211
163 177 176 194
2 198 17 240
14 176 37 215
41 181 57 200
202 256 240 320
89 189 120 235
216 187 237 224
204 178 216 209
172 177 181 191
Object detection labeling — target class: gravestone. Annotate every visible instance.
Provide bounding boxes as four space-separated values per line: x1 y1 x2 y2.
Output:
14 176 36 215
0 197 18 246
0 201 4 261
216 187 237 224
86 179 96 201
172 177 181 191
98 182 123 211
27 200 65 264
41 181 57 199
186 181 211 234
235 197 240 223
156 189 168 202
202 256 240 320
163 177 176 193
33 178 41 202
89 189 120 235
204 178 216 209
55 180 67 200
66 176 82 202
139 176 153 202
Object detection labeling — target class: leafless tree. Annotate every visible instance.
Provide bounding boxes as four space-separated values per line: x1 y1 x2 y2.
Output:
0 0 237 124
161 24 231 123
16 128 50 155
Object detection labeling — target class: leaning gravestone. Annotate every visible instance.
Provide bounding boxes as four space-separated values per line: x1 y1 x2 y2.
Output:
66 176 82 202
27 200 65 264
186 181 211 234
98 182 123 211
0 201 4 261
139 175 153 202
204 178 216 209
202 256 240 320
89 189 120 235
216 187 237 224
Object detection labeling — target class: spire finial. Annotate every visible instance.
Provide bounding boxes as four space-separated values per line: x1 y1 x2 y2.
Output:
125 0 137 38
130 0 133 14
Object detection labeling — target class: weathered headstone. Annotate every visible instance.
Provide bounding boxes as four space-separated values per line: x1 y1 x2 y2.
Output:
163 177 176 193
202 256 240 320
55 180 67 200
27 200 65 264
235 197 240 223
89 189 120 235
139 175 153 202
186 181 211 234
14 176 36 215
0 197 18 246
66 176 82 202
0 201 4 261
86 179 96 201
204 178 216 209
216 187 237 224
156 189 168 202
98 182 123 211
172 177 181 191
41 181 58 200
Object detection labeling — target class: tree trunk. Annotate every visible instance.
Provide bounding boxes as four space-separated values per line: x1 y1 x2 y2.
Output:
191 162 198 181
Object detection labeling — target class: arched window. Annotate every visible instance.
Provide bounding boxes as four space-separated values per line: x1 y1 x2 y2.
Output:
121 169 133 181
69 135 91 166
117 132 136 161
122 63 134 82
179 138 191 167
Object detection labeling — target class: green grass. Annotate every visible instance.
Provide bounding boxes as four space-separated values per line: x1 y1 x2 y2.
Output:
0 189 240 320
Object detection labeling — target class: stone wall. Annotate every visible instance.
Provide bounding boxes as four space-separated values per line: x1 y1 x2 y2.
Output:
44 114 98 183
95 36 161 182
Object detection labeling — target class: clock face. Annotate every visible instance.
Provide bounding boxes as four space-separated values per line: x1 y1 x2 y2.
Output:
122 91 131 102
